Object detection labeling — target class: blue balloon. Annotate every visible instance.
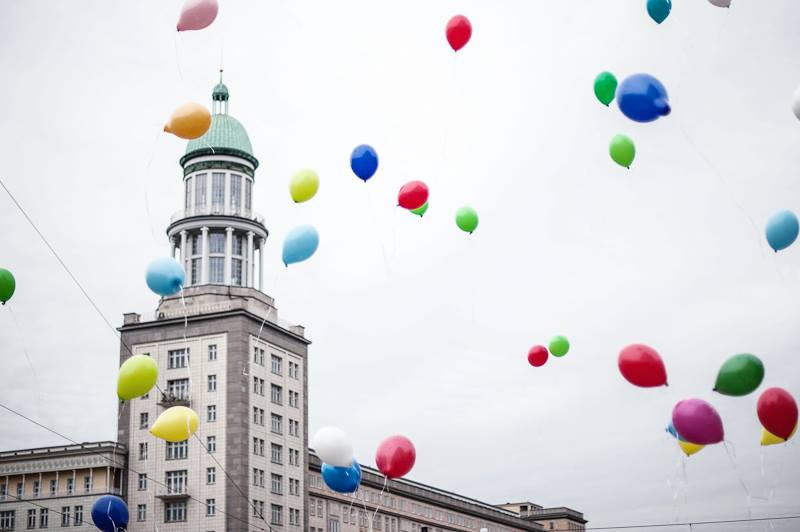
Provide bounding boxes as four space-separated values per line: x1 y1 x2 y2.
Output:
666 422 686 442
617 73 671 123
322 460 362 493
145 257 185 296
351 144 379 182
647 0 671 24
765 210 799 252
91 495 129 532
282 225 320 266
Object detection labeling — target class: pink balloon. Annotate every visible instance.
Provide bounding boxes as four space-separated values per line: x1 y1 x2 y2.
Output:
671 398 724 445
177 0 219 32
375 435 416 479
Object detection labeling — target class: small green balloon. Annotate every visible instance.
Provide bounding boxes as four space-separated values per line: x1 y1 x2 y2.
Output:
714 353 764 396
549 335 570 357
609 134 636 169
117 354 159 401
410 201 429 217
0 268 15 305
594 71 618 107
455 206 479 234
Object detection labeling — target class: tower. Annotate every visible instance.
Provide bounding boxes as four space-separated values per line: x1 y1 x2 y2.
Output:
118 74 309 532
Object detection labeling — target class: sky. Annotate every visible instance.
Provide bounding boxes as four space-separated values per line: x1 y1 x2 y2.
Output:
1 0 800 529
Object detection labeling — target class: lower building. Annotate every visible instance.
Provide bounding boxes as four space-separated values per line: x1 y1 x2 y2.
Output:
497 502 586 531
0 442 127 531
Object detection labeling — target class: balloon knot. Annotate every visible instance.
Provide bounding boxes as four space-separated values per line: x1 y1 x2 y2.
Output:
664 382 669 387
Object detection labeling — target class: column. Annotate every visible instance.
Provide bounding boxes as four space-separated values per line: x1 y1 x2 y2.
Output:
247 231 255 288
169 238 176 259
180 231 188 282
258 238 265 291
201 226 209 285
106 466 110 492
224 227 233 285
54 471 58 496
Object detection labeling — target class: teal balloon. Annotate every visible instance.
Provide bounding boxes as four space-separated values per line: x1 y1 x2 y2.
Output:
145 257 185 297
647 0 671 24
282 225 320 266
765 210 799 252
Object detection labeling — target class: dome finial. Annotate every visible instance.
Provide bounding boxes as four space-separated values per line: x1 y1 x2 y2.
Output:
212 69 229 114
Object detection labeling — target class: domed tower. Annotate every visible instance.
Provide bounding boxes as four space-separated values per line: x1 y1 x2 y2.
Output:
167 71 267 289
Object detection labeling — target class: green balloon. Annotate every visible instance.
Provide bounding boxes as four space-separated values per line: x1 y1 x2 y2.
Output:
594 71 618 107
609 134 635 169
0 268 15 305
714 353 764 396
549 335 570 357
455 206 479 234
410 201 429 217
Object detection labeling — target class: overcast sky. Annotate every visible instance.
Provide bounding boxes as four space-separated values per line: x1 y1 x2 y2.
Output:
1 1 800 530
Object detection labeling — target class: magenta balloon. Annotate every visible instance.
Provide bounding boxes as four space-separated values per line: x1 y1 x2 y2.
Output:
671 398 724 445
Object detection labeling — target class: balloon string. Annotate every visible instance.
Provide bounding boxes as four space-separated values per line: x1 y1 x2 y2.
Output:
359 495 373 532
5 305 43 408
142 130 164 246
111 402 127 496
173 32 185 86
364 184 391 276
723 440 752 507
370 476 388 528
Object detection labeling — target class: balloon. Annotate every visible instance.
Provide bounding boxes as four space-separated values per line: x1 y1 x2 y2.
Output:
446 15 472 52
0 268 15 305
765 210 799 252
176 0 218 31
672 398 724 445
289 169 320 203
321 460 362 493
410 202 429 217
708 0 731 7
548 335 570 357
757 387 798 440
617 74 671 123
666 421 686 441
609 134 636 169
713 353 764 397
117 355 158 401
375 435 416 479
647 0 671 23
678 440 705 457
618 344 667 387
282 225 320 266
312 427 354 468
398 181 429 210
150 406 199 443
455 206 479 234
527 345 548 367
792 86 800 121
594 72 618 107
164 103 212 140
91 495 129 532
761 424 796 446
351 144 379 182
146 257 185 297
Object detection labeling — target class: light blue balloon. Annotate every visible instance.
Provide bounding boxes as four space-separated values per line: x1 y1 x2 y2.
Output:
647 0 671 24
145 257 185 297
765 210 799 252
666 421 686 442
282 225 320 266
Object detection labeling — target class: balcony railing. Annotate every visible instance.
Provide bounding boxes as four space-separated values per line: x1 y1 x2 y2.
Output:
158 392 191 407
170 206 265 225
156 485 190 500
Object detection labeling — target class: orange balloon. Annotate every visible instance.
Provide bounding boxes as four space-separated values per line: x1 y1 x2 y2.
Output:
164 103 211 140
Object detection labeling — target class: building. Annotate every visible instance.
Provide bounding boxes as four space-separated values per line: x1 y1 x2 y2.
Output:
117 73 311 532
497 503 586 531
0 442 127 531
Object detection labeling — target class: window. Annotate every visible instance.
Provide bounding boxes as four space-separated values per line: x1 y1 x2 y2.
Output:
138 473 148 491
208 344 217 361
192 233 203 255
271 384 282 404
253 469 265 487
49 479 57 496
209 257 224 284
207 436 216 453
231 174 242 210
39 508 48 528
184 177 192 209
232 258 243 286
289 390 299 408
83 475 92 493
212 173 224 210
166 440 188 460
289 419 300 437
206 467 216 485
270 474 282 494
137 504 146 522
195 173 207 209
289 478 300 496
73 506 82 526
254 347 265 365
252 500 265 519
0 510 15 529
166 378 189 399
207 374 217 392
549 523 554 530
289 448 300 466
253 438 265 457
191 258 201 285
271 354 282 375
309 498 316 517
16 481 23 498
165 502 187 523
140 412 149 429
206 499 216 517
207 405 217 422
253 407 265 426
65 479 73 495
167 349 188 370
32 480 40 498
232 234 243 256
165 471 187 495
290 508 300 526
317 499 323 517
328 518 339 532
271 443 282 464
209 232 225 253
139 442 148 460
271 504 283 525
245 179 252 210
288 361 298 379
271 413 282 434
27 509 36 529
253 377 264 395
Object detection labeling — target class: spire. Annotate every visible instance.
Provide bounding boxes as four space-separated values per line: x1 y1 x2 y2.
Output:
212 69 229 114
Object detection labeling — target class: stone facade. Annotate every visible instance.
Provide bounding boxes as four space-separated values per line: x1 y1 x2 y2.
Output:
496 503 586 531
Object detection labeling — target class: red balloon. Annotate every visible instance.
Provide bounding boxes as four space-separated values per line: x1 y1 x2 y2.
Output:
618 344 667 387
757 387 798 440
527 345 548 367
446 15 472 52
397 181 429 210
375 435 416 479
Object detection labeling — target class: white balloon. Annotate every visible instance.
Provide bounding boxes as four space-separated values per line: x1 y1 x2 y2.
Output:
793 86 800 121
312 426 354 467
708 0 731 7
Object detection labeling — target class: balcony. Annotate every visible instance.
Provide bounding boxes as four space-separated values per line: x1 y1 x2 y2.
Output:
158 392 191 408
156 486 190 501
170 206 265 225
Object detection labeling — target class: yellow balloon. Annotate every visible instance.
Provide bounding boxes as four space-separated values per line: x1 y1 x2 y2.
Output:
164 103 212 140
289 169 320 203
761 423 797 446
678 440 705 457
117 355 158 401
150 406 199 443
